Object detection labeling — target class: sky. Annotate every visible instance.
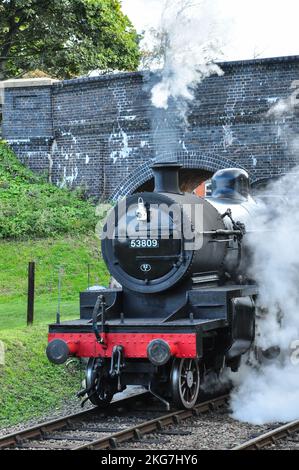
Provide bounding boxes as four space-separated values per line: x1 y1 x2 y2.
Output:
122 0 299 61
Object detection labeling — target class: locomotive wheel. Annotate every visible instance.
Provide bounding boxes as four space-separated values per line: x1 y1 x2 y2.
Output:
85 358 115 407
171 358 201 409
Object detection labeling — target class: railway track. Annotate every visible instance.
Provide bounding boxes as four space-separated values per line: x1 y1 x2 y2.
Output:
233 419 299 450
0 392 149 450
0 393 229 451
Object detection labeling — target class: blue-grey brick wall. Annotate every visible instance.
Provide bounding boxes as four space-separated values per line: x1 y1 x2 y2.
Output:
2 56 299 200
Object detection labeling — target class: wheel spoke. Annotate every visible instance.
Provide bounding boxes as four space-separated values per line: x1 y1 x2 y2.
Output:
172 358 201 408
85 358 115 406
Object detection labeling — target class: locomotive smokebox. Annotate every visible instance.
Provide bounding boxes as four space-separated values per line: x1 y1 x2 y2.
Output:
152 162 182 194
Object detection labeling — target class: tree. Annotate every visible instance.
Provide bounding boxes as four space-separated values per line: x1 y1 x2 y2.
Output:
0 0 140 80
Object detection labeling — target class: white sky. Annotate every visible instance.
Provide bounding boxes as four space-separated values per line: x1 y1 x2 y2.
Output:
122 0 299 61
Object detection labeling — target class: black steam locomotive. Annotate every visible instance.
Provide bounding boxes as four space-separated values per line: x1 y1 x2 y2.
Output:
47 163 259 409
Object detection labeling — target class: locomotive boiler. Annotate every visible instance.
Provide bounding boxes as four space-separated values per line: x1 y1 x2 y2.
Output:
47 163 259 409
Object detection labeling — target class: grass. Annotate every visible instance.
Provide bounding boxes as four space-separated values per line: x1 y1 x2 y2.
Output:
0 299 79 331
0 234 109 301
0 141 97 239
0 234 110 330
0 234 110 427
0 326 83 428
0 143 112 428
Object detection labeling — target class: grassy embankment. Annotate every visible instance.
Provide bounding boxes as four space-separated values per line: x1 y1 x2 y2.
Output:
0 143 110 427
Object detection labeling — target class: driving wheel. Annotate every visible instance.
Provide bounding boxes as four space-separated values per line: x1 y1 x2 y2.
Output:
171 358 201 409
85 358 115 407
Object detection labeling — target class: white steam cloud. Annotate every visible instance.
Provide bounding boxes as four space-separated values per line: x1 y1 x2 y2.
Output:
134 2 299 424
230 96 299 425
231 362 299 424
267 82 299 118
267 82 299 157
145 0 226 111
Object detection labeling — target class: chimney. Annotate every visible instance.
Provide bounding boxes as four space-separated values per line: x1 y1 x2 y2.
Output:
151 162 182 194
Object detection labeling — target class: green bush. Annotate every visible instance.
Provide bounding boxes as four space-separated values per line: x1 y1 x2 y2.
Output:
0 143 97 239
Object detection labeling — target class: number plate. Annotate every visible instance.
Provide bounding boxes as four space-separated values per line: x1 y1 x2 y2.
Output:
130 239 159 249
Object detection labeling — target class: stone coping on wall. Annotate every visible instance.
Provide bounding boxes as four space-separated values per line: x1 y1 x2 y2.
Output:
0 77 59 90
0 54 298 96
54 54 299 88
0 78 59 88
0 78 60 104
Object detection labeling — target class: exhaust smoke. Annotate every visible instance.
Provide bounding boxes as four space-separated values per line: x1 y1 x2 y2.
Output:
230 94 299 425
148 0 225 114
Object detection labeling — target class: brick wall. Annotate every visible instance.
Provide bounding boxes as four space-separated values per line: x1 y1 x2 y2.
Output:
2 56 299 200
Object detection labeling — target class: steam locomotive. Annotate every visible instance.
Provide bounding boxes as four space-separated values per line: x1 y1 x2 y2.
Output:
47 162 259 409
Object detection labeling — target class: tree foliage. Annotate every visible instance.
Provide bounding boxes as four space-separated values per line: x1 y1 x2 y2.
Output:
0 0 140 79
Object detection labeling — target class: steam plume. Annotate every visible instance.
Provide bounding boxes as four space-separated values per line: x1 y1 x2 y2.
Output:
230 97 299 425
145 0 225 112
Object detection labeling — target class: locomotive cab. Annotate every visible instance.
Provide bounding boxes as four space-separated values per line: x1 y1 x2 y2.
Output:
211 168 250 201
